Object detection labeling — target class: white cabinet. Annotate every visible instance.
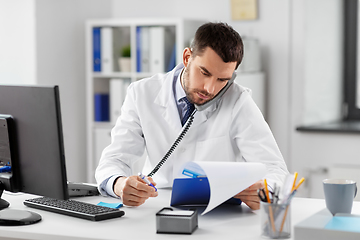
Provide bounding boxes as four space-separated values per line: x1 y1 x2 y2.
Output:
234 72 266 117
85 19 206 182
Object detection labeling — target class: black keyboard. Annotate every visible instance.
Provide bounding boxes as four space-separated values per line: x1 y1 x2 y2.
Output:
24 197 125 221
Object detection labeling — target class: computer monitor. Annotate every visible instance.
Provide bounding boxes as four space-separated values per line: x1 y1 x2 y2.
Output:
0 85 69 211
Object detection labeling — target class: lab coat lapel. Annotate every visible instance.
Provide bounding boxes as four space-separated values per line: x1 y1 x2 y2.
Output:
154 66 182 132
192 101 218 127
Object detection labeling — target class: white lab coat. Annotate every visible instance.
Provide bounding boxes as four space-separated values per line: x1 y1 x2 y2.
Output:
95 64 288 194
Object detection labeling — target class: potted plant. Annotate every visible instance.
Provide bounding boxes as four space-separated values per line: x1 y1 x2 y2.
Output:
118 44 131 72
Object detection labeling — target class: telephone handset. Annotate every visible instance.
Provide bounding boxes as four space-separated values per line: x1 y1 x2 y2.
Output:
194 71 237 111
147 72 237 177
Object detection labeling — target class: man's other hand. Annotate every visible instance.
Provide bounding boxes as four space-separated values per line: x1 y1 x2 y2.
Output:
233 180 265 210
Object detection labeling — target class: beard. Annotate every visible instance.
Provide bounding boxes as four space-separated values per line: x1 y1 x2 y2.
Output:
182 65 215 106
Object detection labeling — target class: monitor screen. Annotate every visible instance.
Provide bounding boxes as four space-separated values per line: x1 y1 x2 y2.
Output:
0 85 68 200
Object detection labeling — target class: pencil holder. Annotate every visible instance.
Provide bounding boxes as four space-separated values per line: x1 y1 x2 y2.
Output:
260 201 291 239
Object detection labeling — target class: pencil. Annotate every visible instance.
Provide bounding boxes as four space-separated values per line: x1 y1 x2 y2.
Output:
268 205 276 233
291 172 298 191
294 177 305 191
264 179 271 203
279 205 289 233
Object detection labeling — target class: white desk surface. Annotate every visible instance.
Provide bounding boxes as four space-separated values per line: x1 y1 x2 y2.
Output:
1 189 360 240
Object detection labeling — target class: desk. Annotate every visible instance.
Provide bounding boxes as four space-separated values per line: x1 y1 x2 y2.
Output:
1 190 360 240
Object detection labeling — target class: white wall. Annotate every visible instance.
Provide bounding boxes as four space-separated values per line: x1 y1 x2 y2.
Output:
0 0 112 182
302 0 343 125
0 0 36 85
289 0 354 199
34 0 112 182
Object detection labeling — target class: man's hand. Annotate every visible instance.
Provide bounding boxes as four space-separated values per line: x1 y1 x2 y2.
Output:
233 180 265 210
113 175 158 206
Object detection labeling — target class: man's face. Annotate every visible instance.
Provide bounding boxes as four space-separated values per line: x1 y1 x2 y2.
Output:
182 47 237 106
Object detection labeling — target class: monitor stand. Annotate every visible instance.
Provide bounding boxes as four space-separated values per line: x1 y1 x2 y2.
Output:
0 184 10 210
0 198 9 210
0 183 42 226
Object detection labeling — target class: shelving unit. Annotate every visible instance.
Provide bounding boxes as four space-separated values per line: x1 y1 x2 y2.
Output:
85 18 206 182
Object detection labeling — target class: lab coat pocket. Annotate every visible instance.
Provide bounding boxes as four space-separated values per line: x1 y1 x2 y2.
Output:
195 136 230 162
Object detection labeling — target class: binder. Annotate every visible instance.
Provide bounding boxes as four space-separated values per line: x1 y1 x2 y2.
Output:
149 27 165 73
164 27 176 72
167 44 176 72
149 26 175 73
109 79 123 124
136 27 142 72
141 27 150 72
93 27 101 72
101 27 113 73
110 79 131 124
170 177 242 207
170 161 263 214
170 177 210 206
94 93 109 122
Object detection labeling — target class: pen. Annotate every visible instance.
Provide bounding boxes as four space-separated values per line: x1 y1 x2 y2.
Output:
138 172 157 192
273 183 280 205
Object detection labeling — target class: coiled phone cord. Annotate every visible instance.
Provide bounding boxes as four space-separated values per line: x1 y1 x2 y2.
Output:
147 110 197 177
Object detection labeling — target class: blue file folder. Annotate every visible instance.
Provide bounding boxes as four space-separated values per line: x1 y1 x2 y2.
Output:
171 177 210 206
94 94 109 122
136 26 141 72
93 27 101 72
170 177 242 207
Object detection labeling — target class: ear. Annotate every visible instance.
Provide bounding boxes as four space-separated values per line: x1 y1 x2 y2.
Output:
182 48 192 67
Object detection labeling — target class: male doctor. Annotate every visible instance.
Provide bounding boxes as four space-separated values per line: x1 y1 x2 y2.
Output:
95 22 288 210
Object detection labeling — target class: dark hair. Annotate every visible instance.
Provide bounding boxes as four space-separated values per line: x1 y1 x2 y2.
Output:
190 22 244 69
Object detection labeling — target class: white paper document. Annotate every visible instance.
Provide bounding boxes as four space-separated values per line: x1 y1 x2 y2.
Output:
175 161 266 215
